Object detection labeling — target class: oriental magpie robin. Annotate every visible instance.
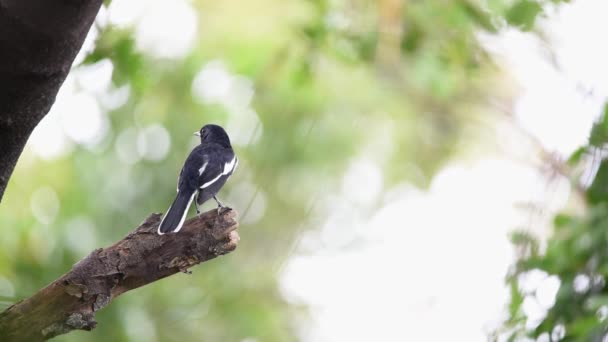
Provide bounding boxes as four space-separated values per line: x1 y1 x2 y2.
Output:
158 124 238 235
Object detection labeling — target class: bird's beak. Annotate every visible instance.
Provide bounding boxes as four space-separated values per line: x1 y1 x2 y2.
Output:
193 132 201 136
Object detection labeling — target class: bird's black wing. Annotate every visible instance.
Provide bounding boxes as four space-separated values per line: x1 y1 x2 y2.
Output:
177 145 213 192
194 144 235 190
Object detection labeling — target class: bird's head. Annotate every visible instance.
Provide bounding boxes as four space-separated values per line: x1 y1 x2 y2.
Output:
194 124 232 147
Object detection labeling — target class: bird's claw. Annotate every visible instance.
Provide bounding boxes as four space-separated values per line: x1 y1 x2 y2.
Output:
216 205 231 215
213 195 231 215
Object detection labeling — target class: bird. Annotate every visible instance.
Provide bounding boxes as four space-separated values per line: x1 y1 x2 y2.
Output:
158 124 238 235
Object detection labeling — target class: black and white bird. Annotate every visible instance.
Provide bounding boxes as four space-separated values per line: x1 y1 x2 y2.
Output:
158 124 238 235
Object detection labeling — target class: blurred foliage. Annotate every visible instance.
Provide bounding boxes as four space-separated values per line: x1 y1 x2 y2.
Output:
502 103 608 341
0 0 570 341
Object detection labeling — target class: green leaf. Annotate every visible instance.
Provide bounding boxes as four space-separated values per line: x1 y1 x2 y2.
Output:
584 295 608 311
401 24 423 54
510 230 540 258
588 161 608 204
508 279 524 318
567 315 600 337
460 0 497 33
567 146 587 166
554 213 574 228
506 0 543 31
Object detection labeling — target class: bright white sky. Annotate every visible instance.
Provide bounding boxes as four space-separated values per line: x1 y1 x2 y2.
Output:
20 0 608 340
281 0 608 341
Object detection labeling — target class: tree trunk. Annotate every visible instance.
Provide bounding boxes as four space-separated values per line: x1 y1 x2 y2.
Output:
0 0 103 201
0 209 240 341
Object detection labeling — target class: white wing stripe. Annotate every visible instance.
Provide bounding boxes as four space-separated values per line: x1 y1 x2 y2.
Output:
201 173 222 188
199 156 238 189
223 156 237 174
198 162 208 176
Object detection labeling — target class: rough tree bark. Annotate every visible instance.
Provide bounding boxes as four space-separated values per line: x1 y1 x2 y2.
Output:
0 209 240 341
0 0 104 201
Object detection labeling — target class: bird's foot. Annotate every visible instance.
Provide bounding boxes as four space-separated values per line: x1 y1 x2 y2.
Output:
216 204 232 215
214 195 231 215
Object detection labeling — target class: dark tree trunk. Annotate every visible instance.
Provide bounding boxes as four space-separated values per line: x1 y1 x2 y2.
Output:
0 0 104 201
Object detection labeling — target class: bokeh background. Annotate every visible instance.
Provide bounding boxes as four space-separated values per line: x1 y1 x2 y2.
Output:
1 0 608 340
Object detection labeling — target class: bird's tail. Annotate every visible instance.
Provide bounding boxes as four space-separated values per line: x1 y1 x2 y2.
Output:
158 190 197 235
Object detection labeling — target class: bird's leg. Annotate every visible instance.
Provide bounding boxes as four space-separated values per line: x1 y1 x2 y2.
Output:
195 192 202 217
213 195 225 207
213 195 229 214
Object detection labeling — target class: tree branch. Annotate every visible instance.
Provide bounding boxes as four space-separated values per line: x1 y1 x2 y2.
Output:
0 209 240 341
0 0 104 201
